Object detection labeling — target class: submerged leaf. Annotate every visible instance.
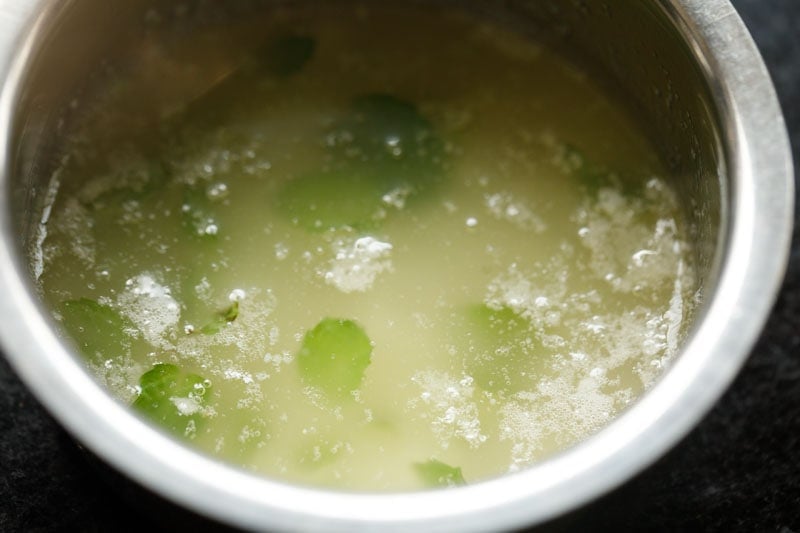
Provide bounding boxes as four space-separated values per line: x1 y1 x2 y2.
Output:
463 304 537 394
199 301 240 335
275 169 386 231
59 298 131 363
297 318 372 398
330 93 445 193
414 459 467 488
276 94 446 232
132 363 210 438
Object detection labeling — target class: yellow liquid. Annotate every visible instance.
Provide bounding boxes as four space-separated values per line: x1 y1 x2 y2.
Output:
34 4 695 490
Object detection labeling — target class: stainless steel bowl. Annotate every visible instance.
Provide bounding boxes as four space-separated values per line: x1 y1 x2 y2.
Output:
0 0 793 531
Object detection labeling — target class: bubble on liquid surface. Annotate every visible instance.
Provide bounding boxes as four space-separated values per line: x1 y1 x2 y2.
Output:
382 186 412 209
171 395 203 416
207 182 229 201
485 191 546 233
410 370 487 450
323 236 393 293
118 274 180 348
229 289 246 302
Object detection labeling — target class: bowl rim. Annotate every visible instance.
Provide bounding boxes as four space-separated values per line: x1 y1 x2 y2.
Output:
0 0 794 531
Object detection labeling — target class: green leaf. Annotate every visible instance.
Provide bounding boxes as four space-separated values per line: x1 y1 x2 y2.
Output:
199 301 240 335
132 363 210 438
330 94 445 193
297 318 372 398
276 94 446 232
259 35 316 77
414 459 466 488
275 168 386 231
59 299 131 363
463 304 537 394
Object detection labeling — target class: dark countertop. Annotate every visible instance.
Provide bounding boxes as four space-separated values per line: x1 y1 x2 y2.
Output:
2 1 798 531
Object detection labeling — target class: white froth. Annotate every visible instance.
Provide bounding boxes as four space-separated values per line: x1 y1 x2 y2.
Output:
664 258 686 358
577 187 687 294
500 375 616 469
382 186 412 209
171 395 203 416
224 368 255 384
485 191 546 233
485 262 567 326
229 289 247 302
410 371 487 449
118 274 180 348
323 236 393 293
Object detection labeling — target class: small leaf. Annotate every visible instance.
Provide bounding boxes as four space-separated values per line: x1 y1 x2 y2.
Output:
297 318 372 398
199 301 240 335
463 304 536 394
132 363 210 438
276 94 447 232
275 168 386 232
259 35 316 77
59 299 131 363
330 93 445 193
414 459 466 488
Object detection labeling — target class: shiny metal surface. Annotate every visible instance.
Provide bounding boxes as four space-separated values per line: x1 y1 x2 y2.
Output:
0 1 793 531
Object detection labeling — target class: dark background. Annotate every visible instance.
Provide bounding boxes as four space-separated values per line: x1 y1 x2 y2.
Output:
2 0 798 531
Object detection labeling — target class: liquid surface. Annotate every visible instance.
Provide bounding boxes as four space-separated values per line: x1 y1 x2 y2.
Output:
34 5 696 490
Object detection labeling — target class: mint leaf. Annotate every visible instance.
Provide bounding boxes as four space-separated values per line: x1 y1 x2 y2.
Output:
463 304 536 394
132 363 210 438
199 301 240 335
275 169 385 231
276 94 446 232
330 94 445 193
260 35 316 77
297 318 372 397
414 459 466 488
59 299 130 363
